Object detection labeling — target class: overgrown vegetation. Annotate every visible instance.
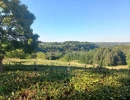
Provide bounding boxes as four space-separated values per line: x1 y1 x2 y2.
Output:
0 65 130 100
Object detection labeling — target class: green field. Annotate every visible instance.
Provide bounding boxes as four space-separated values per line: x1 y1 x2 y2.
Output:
1 59 130 100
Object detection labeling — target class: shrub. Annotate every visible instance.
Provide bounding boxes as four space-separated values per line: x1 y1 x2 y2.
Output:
36 52 46 59
5 49 27 59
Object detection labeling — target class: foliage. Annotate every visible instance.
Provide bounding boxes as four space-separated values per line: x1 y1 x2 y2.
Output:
60 51 94 64
93 48 126 66
112 45 130 65
36 52 46 59
38 42 129 67
46 51 63 60
38 41 99 53
0 66 130 100
0 0 39 55
5 49 27 59
37 41 98 61
61 48 127 66
126 53 130 68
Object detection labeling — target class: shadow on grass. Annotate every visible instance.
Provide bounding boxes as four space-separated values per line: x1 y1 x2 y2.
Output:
1 65 75 97
4 64 87 71
1 64 130 99
4 64 129 71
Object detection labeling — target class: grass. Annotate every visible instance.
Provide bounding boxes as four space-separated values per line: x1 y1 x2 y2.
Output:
3 59 129 69
3 59 86 68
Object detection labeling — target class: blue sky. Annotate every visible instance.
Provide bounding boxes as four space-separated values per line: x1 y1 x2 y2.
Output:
21 0 130 42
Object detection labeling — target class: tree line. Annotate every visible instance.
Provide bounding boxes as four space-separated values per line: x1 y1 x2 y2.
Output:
36 41 99 60
4 42 130 67
60 48 127 66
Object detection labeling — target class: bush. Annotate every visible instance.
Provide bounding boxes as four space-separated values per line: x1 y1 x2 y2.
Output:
60 51 94 64
26 53 37 59
5 49 27 59
36 52 46 59
46 52 63 60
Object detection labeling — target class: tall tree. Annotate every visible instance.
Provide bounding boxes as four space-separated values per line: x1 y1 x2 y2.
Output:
0 0 39 71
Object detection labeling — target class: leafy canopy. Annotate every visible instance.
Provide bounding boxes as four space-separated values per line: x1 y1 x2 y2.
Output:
0 0 39 57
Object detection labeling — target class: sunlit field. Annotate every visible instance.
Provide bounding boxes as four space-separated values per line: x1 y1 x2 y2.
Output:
0 59 130 100
3 59 129 69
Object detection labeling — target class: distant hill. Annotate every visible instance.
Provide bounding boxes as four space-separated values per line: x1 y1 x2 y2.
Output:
93 42 130 47
37 41 99 53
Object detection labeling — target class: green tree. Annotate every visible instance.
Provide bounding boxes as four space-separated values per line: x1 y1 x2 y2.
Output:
93 48 106 67
93 48 126 66
105 52 114 66
0 0 39 71
126 53 130 68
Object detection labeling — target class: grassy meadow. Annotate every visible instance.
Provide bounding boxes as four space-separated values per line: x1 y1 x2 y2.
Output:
0 59 130 100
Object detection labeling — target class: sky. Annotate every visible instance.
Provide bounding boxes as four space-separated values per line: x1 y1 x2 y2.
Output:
21 0 130 42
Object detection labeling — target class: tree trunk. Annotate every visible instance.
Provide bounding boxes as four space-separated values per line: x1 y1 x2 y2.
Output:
0 58 3 72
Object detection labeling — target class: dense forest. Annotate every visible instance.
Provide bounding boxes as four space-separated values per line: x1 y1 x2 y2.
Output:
38 41 98 52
